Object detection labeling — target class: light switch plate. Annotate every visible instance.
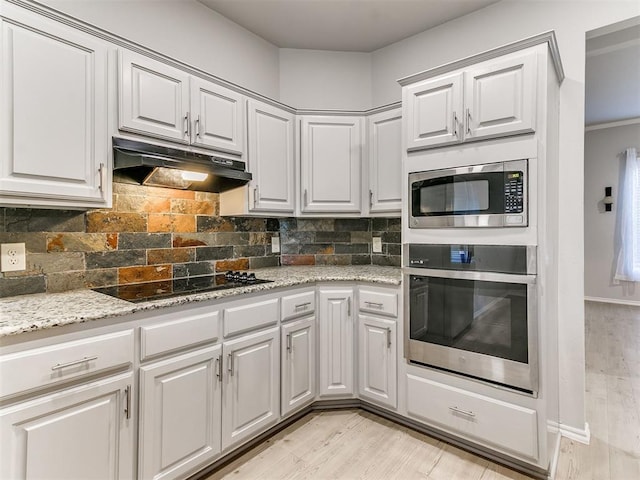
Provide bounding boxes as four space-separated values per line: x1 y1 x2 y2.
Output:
1 243 27 272
372 237 382 253
271 235 280 254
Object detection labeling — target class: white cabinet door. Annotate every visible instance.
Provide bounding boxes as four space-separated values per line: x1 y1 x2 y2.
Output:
0 6 110 208
465 51 537 141
281 316 316 417
119 50 190 143
247 100 295 213
300 116 362 213
367 108 402 214
0 372 134 480
222 327 279 451
404 73 463 150
191 77 245 156
318 288 354 397
138 345 222 480
358 315 397 409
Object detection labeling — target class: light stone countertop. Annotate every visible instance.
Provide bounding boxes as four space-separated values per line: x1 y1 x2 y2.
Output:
0 265 401 339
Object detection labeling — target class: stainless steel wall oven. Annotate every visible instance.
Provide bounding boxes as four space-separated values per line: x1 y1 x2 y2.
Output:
404 244 538 393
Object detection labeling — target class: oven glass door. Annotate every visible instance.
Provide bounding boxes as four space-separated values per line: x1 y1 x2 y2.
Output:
409 274 529 364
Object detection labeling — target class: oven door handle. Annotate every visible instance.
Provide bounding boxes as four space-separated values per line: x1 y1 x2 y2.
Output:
403 267 536 284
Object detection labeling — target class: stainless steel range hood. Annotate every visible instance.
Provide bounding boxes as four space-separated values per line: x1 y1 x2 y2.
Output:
112 137 251 193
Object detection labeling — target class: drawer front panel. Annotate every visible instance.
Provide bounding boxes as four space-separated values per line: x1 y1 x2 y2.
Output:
407 374 538 459
358 288 398 317
223 298 279 337
140 309 220 361
0 330 133 398
281 291 315 321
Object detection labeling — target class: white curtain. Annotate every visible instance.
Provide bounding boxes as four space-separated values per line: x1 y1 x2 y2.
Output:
614 147 640 282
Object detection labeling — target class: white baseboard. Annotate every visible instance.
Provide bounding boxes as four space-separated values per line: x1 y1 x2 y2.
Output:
547 431 562 480
559 422 591 445
585 296 640 307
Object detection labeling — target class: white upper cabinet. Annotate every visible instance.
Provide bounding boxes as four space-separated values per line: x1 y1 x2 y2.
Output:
367 108 402 214
190 77 244 155
404 73 463 150
247 100 295 213
300 116 362 214
0 5 111 208
119 50 245 157
119 50 190 144
464 51 537 141
403 49 537 151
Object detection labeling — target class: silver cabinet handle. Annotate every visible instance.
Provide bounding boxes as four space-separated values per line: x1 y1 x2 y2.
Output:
449 406 475 418
286 333 292 352
215 355 222 381
295 302 311 310
452 112 458 138
228 353 234 376
347 297 351 316
303 189 308 206
465 108 471 135
369 189 373 208
185 112 192 139
124 385 131 420
98 163 105 193
364 301 384 309
253 186 258 207
386 327 392 348
196 114 201 137
51 355 98 371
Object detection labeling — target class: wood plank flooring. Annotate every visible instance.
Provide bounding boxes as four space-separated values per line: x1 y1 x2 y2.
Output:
555 301 640 480
205 302 640 480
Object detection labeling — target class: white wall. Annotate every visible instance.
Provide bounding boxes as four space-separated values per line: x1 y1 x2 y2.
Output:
37 0 281 99
279 48 372 110
584 123 640 304
371 0 640 433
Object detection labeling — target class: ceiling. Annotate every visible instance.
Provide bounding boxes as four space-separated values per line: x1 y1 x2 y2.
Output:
585 24 640 126
197 0 499 52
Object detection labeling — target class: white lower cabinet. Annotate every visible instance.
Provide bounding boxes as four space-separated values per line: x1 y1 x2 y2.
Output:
222 326 280 451
406 374 538 460
281 316 316 417
138 345 222 480
0 371 135 480
358 315 397 409
318 287 354 397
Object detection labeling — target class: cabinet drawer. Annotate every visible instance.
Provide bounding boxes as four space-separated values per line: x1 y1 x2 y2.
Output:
0 330 133 399
140 309 220 361
281 291 315 321
358 288 398 317
223 297 279 337
407 374 538 459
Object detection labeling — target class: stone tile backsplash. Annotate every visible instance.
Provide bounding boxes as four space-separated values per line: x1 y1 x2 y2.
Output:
0 183 400 297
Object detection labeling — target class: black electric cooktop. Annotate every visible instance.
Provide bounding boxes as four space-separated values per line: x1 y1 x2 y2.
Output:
93 272 272 303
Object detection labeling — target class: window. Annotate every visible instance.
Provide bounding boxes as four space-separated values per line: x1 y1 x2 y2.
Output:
615 147 640 282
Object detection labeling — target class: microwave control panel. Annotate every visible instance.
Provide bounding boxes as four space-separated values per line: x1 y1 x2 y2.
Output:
504 171 524 213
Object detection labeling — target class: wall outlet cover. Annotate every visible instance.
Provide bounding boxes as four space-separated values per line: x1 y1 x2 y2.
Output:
1 242 27 272
372 237 382 253
271 235 280 254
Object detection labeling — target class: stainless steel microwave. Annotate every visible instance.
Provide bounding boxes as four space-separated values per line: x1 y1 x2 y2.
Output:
409 159 528 228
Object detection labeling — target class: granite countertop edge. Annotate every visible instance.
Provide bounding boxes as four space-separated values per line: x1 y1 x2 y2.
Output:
0 266 401 339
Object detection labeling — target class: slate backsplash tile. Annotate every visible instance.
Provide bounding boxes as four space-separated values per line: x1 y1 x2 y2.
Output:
0 182 400 297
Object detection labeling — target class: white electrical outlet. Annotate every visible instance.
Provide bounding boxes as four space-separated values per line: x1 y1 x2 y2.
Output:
271 235 280 254
1 243 27 272
372 237 382 253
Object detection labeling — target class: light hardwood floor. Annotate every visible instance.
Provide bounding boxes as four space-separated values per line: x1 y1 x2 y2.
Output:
206 302 640 480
